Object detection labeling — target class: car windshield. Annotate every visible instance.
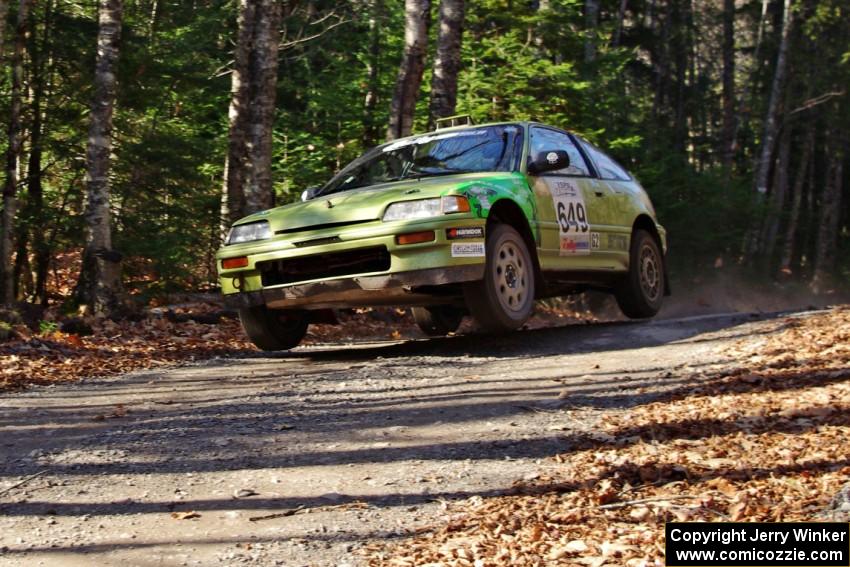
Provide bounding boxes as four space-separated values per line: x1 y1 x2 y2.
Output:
318 124 524 197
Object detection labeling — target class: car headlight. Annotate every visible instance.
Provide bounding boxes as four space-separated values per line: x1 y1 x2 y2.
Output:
382 196 470 222
226 221 271 245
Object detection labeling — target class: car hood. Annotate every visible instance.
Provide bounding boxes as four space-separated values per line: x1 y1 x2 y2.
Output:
234 172 512 234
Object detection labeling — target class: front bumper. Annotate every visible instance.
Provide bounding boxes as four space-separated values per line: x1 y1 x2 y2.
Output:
222 264 484 310
216 216 486 310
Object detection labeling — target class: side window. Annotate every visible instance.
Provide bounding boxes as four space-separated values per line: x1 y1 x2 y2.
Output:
578 139 631 181
529 127 591 176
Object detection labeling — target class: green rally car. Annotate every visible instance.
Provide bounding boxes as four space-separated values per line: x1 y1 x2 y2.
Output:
217 118 668 350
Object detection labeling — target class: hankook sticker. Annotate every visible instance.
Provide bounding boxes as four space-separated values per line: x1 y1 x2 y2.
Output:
451 242 486 257
550 180 590 255
447 227 485 239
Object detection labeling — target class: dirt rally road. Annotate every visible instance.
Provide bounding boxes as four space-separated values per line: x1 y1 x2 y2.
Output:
0 311 811 566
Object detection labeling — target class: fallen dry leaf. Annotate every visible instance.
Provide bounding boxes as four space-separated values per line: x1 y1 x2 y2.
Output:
363 307 850 566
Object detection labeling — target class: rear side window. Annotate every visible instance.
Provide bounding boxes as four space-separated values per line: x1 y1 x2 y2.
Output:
577 139 631 181
529 127 591 176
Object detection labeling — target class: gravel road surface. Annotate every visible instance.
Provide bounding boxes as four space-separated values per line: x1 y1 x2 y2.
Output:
0 311 793 566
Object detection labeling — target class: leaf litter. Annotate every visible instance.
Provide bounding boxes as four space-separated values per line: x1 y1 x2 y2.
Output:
0 300 596 391
364 307 850 566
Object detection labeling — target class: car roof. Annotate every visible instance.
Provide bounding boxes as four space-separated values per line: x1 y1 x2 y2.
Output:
412 120 578 136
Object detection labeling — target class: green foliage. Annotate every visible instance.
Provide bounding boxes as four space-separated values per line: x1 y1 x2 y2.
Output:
0 0 847 304
38 320 58 336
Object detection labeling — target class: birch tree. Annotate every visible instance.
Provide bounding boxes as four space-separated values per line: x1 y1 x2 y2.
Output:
74 0 123 315
428 0 464 129
362 0 383 148
220 0 255 233
1 0 30 306
387 0 430 140
753 0 793 196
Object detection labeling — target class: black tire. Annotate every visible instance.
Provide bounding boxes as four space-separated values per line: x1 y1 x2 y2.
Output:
464 224 535 332
238 306 308 351
412 306 464 336
615 229 665 319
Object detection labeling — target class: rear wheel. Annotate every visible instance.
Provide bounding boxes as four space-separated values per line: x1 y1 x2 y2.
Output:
238 306 308 351
412 306 464 336
615 229 664 318
464 224 535 332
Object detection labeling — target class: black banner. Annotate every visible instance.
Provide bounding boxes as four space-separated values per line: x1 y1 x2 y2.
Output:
666 522 849 566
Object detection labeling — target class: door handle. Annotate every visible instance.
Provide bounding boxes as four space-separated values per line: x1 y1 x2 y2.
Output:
594 191 605 197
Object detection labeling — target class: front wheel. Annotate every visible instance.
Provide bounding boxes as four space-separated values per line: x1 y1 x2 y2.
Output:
238 306 308 351
464 224 535 332
615 229 664 319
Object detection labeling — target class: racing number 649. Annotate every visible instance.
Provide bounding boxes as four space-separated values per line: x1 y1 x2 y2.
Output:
557 201 589 233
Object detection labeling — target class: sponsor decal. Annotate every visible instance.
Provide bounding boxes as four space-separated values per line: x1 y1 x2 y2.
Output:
446 227 485 240
591 232 601 249
608 233 628 251
550 180 591 255
451 242 486 257
464 185 497 212
560 236 591 253
546 151 559 165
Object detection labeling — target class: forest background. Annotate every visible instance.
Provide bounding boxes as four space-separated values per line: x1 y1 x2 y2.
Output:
0 0 847 318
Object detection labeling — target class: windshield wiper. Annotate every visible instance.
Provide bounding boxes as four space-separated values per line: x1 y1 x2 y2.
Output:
392 168 476 182
316 169 476 199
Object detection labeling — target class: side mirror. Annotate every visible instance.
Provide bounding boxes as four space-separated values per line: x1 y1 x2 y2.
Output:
301 186 320 202
528 150 570 175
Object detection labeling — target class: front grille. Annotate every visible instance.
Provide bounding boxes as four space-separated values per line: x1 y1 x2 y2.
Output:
293 236 342 248
258 246 391 287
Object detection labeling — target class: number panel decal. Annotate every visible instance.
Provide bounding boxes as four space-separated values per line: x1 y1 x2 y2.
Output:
551 180 591 255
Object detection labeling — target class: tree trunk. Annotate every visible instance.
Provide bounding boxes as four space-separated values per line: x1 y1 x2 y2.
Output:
148 0 159 41
753 0 793 196
30 0 53 305
778 126 813 277
650 2 671 129
759 126 790 266
74 0 123 316
221 0 255 235
731 0 769 158
720 0 736 171
0 0 30 306
243 0 280 214
428 0 464 129
672 0 693 155
0 1 9 56
811 152 843 293
387 0 430 141
611 0 628 47
221 0 281 229
362 0 383 148
584 0 599 64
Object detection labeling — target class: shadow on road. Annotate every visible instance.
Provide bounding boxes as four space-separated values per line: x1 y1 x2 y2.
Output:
3 309 829 535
